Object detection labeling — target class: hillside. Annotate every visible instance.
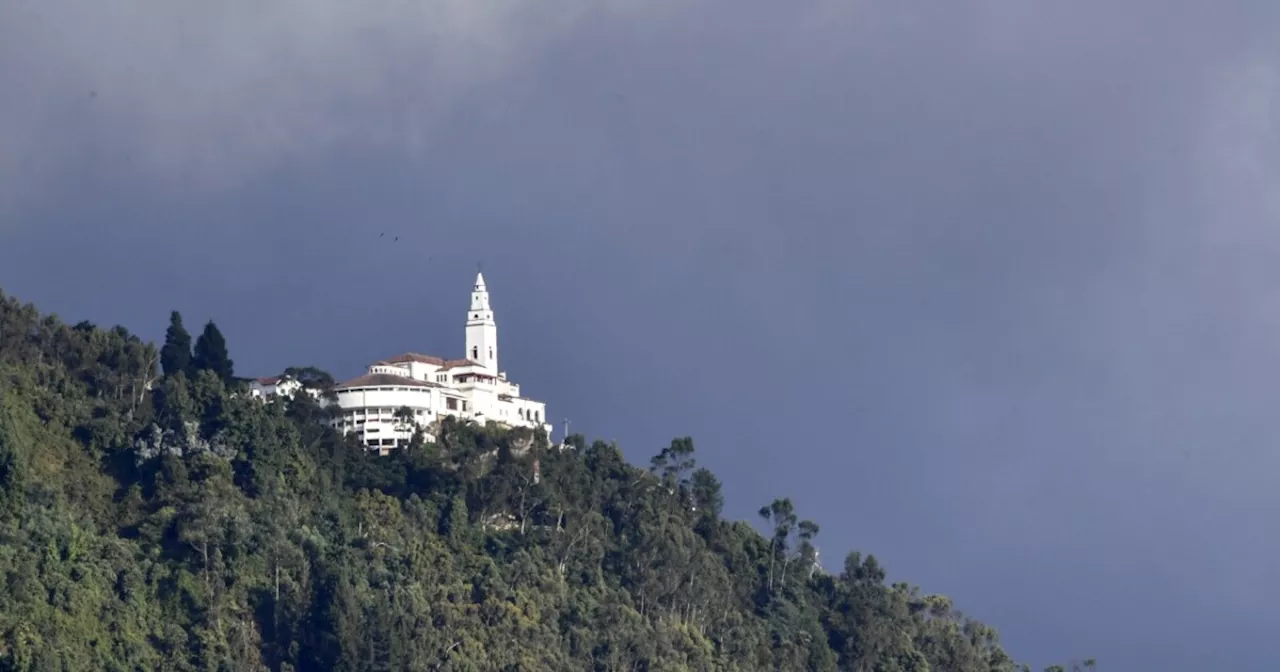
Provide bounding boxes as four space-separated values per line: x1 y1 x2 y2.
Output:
0 289 1076 671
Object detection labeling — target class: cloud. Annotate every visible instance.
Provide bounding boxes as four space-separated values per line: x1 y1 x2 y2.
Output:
6 0 1277 214
0 0 688 212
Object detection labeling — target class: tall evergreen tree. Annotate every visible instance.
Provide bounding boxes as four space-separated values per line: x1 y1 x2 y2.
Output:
192 320 234 383
159 311 193 378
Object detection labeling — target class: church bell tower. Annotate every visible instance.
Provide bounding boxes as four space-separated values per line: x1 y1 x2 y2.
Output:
465 272 497 372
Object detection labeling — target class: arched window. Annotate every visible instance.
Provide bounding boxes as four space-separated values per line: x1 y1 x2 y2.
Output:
489 347 494 360
471 346 478 359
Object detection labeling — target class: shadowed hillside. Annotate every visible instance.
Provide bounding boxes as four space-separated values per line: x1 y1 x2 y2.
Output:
0 289 1087 671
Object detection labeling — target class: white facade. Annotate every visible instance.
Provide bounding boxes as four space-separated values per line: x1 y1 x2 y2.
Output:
249 376 303 399
252 272 552 455
465 272 498 374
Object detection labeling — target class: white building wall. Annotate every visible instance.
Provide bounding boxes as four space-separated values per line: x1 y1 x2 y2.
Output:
405 361 441 381
331 386 434 414
249 378 304 399
327 381 549 448
465 273 498 374
368 364 409 377
329 385 440 453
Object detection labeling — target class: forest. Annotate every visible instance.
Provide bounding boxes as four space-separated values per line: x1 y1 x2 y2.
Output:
0 288 1091 671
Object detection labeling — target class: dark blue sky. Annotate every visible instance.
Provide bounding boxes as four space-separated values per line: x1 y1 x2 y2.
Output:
5 2 1280 668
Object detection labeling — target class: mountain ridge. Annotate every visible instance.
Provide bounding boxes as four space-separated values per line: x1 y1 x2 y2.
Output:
0 288 1086 671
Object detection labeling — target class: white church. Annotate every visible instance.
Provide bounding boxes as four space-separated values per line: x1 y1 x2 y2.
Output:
249 272 552 453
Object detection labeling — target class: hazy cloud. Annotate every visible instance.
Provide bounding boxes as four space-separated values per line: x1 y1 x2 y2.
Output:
0 0 684 209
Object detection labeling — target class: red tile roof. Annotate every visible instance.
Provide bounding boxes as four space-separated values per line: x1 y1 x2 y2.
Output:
382 354 486 371
333 373 440 390
385 352 447 365
255 376 281 385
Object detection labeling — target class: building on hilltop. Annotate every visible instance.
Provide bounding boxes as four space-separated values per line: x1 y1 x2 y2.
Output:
251 272 552 455
248 375 303 399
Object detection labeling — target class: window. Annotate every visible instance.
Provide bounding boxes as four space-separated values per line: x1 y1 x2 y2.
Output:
471 346 478 359
447 398 458 411
488 347 493 360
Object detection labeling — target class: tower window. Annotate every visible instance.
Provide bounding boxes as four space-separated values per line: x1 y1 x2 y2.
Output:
488 347 493 360
471 346 478 359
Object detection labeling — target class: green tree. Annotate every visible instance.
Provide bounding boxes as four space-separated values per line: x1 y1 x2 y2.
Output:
393 406 415 435
690 467 723 518
282 365 336 390
0 404 26 519
759 497 797 594
192 320 234 384
650 436 697 487
160 310 193 378
0 291 1057 672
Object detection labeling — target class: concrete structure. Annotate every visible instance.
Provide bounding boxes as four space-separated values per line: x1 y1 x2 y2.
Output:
249 375 303 399
252 272 552 454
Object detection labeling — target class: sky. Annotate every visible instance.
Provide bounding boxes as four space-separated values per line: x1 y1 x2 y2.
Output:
3 1 1280 668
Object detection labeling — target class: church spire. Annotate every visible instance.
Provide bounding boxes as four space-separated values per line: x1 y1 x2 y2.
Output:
466 272 497 371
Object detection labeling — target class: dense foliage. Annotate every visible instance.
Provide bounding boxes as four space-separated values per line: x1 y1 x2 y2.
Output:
0 290 1089 671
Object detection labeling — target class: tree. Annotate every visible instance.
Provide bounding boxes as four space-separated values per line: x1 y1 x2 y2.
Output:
160 311 193 378
282 366 336 390
650 436 697 487
690 467 724 518
393 406 416 435
0 291 1049 672
797 520 820 579
0 406 26 518
192 320 234 384
759 497 797 594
